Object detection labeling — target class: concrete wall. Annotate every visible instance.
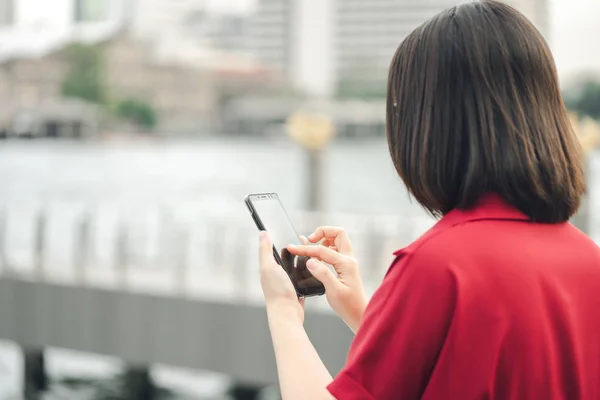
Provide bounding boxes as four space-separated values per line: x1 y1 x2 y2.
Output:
0 277 354 385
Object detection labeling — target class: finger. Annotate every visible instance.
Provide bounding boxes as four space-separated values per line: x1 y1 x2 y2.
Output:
309 226 352 255
325 243 338 252
320 239 338 252
309 226 345 241
305 259 342 291
320 238 333 248
287 244 346 266
300 235 309 245
259 231 275 266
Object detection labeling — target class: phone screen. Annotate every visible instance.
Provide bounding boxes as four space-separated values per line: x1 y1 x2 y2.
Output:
249 195 325 297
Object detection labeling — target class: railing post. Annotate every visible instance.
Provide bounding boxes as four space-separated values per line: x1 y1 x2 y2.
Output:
228 226 267 400
211 223 224 271
365 218 383 284
228 383 267 400
0 207 6 274
234 230 249 301
34 210 46 281
115 219 129 289
307 149 324 212
158 206 174 269
175 227 189 296
74 210 91 284
123 366 156 400
23 348 47 399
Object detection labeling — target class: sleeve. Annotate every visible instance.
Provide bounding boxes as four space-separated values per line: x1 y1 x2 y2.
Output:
327 249 458 400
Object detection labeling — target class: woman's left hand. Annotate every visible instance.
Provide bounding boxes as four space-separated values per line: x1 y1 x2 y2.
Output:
258 231 304 323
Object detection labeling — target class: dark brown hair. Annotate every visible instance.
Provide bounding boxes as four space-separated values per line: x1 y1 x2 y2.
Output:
386 0 584 223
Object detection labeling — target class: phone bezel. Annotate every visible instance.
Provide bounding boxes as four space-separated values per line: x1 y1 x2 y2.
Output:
244 193 326 298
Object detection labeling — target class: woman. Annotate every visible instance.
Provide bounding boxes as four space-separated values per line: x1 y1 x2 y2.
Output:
258 1 600 399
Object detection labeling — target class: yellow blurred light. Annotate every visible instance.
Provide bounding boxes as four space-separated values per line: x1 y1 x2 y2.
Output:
286 111 335 151
572 115 600 156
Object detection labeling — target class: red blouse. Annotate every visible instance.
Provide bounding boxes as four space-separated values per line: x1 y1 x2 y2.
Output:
328 194 600 400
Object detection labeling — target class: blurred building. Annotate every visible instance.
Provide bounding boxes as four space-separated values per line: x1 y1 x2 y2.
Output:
183 10 252 54
222 96 386 138
0 0 555 137
132 0 207 40
0 0 283 136
0 0 14 26
0 48 100 138
247 0 293 79
335 0 550 97
102 34 217 134
74 0 109 22
245 0 550 99
335 0 458 97
244 0 336 97
0 31 221 136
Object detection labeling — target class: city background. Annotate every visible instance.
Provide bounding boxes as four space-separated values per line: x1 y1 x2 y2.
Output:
0 0 599 399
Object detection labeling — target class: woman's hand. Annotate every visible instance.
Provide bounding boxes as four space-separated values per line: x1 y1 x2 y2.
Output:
258 231 305 324
287 227 367 333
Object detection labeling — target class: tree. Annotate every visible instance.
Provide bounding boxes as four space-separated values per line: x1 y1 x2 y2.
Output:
565 80 600 121
336 59 387 99
115 99 158 131
576 81 600 121
61 43 106 104
337 78 387 99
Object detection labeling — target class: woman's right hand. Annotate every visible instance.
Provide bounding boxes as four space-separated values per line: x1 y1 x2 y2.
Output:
288 226 368 333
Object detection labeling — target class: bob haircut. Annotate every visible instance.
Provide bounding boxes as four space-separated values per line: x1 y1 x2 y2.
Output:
386 0 584 223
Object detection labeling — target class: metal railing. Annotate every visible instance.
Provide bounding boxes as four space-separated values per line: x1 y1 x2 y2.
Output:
0 202 436 301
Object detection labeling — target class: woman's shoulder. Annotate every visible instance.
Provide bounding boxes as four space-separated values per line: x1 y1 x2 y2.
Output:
385 227 463 288
387 217 600 297
390 217 487 273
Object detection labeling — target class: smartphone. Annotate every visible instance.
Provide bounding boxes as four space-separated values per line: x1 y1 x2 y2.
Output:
245 193 325 297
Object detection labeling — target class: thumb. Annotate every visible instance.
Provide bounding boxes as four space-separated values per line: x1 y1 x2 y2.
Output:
259 231 275 265
306 259 341 291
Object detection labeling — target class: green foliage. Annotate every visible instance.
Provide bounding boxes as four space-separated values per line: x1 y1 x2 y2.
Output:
61 43 159 132
572 81 600 121
61 43 106 104
337 78 387 99
115 98 158 131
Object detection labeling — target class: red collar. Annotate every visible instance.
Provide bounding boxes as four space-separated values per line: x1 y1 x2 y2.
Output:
393 194 530 256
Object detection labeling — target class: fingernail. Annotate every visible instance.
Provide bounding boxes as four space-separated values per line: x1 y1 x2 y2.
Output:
259 231 267 241
306 259 317 270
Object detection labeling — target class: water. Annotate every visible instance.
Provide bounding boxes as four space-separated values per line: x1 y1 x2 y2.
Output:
0 138 420 215
0 138 598 398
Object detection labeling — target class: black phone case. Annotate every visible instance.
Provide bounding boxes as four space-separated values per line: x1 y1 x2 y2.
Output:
244 193 326 298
